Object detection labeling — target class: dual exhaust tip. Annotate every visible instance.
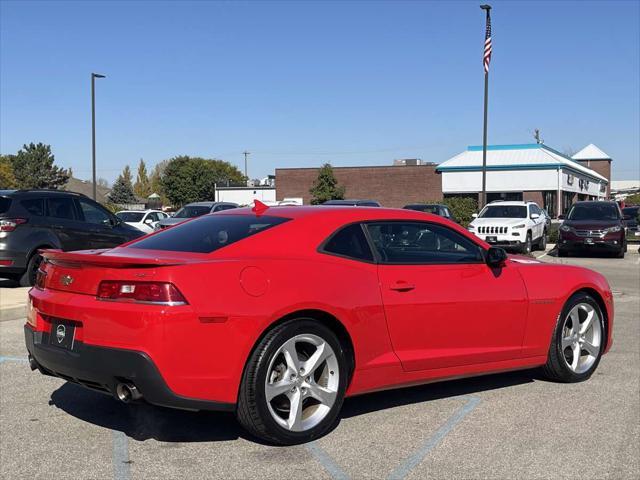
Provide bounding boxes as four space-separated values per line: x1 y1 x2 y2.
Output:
115 382 142 403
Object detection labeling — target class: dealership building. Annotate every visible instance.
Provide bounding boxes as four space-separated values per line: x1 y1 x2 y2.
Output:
275 142 611 217
436 143 609 217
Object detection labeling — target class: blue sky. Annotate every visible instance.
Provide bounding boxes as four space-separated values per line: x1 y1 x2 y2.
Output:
1 0 639 183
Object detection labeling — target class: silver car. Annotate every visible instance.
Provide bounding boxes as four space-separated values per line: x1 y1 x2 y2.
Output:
155 202 238 230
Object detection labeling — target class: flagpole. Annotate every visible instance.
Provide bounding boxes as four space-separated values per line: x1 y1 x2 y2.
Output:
480 4 492 208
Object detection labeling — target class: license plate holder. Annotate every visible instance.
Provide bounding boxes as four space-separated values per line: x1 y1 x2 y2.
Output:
486 236 498 243
49 320 76 350
584 238 595 245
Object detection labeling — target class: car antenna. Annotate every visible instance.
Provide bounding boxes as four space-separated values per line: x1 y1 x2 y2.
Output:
252 199 269 215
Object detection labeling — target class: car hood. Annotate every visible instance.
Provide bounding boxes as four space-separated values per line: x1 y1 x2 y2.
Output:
470 217 528 227
562 220 621 229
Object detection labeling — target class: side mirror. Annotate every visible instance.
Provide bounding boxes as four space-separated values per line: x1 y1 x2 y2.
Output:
530 213 540 219
486 246 508 268
144 217 153 224
472 213 478 218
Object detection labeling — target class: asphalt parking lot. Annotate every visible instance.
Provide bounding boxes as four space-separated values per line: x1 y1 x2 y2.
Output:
1 249 639 479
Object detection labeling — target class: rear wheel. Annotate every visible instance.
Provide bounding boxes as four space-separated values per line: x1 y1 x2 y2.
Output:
542 292 605 382
237 319 348 445
19 253 43 287
521 232 532 254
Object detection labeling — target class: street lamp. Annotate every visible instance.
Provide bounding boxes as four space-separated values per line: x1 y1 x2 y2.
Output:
91 73 106 200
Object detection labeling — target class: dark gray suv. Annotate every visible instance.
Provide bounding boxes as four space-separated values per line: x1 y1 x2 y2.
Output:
0 190 145 286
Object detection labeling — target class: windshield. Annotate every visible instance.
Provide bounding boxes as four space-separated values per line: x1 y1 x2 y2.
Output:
174 205 212 218
129 214 291 253
116 212 145 222
480 205 527 219
567 203 620 221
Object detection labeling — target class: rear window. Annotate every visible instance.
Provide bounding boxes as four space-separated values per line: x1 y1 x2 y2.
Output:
116 212 145 222
128 214 290 253
0 197 11 214
174 205 211 218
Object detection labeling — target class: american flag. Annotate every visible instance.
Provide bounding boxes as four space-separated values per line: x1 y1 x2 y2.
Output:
483 12 492 74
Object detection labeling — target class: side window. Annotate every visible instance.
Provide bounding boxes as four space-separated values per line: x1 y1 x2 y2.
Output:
78 199 112 225
365 222 483 264
47 197 77 220
147 212 159 222
322 224 374 262
530 204 540 217
217 204 236 211
21 198 45 216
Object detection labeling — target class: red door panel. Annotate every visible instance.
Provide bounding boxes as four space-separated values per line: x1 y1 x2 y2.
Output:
378 263 529 371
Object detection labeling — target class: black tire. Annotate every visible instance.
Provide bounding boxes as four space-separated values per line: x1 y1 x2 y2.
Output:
521 232 532 254
616 247 625 259
542 292 605 383
237 318 348 445
19 253 43 287
537 231 547 251
557 248 568 257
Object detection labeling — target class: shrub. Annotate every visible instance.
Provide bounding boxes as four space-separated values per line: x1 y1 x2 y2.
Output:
442 197 478 227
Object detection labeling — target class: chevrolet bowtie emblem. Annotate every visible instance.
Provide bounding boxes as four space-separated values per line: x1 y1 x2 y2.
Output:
60 275 74 286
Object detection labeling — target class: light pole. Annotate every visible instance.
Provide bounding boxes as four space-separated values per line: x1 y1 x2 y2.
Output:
243 151 250 181
91 73 106 200
480 4 492 208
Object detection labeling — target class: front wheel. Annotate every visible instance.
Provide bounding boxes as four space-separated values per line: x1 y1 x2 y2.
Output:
538 231 547 251
237 319 348 445
521 232 532 255
542 292 605 382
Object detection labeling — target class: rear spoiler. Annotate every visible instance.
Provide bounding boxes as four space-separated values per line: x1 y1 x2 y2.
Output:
39 249 192 268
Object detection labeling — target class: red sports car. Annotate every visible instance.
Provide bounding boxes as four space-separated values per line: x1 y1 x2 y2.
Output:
25 203 614 445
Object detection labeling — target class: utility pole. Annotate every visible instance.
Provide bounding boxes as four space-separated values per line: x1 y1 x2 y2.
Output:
91 72 106 200
243 151 250 181
480 5 492 208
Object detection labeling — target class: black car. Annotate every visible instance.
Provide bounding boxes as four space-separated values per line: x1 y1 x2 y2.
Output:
323 199 381 207
0 190 145 286
403 203 458 223
622 205 639 233
558 201 626 258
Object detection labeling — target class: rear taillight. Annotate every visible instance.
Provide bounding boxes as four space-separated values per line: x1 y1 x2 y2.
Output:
97 281 188 305
34 268 47 290
0 218 27 232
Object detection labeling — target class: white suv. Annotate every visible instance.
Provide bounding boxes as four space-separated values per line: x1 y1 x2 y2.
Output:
467 201 547 254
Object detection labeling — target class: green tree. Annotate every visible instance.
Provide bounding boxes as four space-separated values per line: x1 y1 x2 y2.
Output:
10 143 69 189
624 193 640 205
309 163 345 205
133 159 151 198
442 196 478 227
0 155 17 189
160 156 246 207
109 166 137 204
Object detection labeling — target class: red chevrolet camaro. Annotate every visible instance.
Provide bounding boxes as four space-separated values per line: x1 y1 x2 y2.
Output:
25 203 614 444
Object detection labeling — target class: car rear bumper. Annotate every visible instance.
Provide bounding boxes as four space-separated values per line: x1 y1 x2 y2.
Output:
24 324 235 412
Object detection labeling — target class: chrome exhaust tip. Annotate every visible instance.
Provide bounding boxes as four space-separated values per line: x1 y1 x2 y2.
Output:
115 383 142 403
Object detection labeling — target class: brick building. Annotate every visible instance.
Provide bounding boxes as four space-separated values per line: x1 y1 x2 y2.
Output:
275 164 442 208
571 144 612 196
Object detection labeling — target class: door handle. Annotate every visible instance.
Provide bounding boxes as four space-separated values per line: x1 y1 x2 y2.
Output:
389 281 415 292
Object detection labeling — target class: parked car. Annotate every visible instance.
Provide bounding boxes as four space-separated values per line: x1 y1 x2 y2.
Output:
323 199 381 207
0 189 145 286
27 205 613 445
558 201 627 258
403 203 457 222
622 205 639 233
116 209 169 234
467 201 547 254
155 202 238 230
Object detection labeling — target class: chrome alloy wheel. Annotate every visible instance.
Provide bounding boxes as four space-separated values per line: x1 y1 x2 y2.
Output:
265 334 339 432
561 302 602 374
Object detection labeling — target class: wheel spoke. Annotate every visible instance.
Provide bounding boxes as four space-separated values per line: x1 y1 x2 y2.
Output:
569 309 581 334
287 389 304 431
308 384 337 406
302 341 332 375
265 380 293 401
582 340 599 357
579 307 595 334
281 339 301 373
561 336 574 350
571 343 581 370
